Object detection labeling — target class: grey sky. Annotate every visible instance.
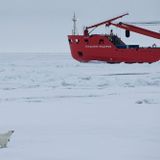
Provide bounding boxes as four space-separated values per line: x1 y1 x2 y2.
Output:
0 0 159 53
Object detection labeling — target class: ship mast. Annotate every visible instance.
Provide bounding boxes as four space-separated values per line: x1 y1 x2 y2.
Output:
72 13 77 35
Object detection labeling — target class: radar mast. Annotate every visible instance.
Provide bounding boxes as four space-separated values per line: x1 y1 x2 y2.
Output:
72 13 78 35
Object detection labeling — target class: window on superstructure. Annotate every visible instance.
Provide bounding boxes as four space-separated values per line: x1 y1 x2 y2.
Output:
75 39 80 44
68 39 73 43
84 39 89 44
99 39 104 44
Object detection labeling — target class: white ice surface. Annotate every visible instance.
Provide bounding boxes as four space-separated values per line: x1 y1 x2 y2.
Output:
0 53 160 160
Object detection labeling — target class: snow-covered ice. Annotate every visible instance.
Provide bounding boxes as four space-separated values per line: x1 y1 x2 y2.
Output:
0 53 160 160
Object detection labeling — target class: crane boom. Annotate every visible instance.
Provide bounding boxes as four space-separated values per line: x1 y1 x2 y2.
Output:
111 22 160 39
86 13 128 30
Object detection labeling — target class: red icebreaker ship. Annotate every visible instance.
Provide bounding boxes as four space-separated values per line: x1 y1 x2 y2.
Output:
68 13 160 63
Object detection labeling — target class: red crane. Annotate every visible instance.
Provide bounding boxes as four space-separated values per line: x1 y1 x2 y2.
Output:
111 22 160 39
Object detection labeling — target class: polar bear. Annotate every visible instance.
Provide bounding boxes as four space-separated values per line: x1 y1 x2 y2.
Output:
0 130 14 148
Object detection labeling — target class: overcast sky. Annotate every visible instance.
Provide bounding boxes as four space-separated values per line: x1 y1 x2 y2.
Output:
0 0 159 53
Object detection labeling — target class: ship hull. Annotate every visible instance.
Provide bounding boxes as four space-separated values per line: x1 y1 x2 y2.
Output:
68 35 160 63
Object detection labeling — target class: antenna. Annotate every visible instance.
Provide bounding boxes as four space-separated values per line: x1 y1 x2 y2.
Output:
72 12 77 35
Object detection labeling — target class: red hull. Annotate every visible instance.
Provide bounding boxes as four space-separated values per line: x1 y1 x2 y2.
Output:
68 35 160 63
